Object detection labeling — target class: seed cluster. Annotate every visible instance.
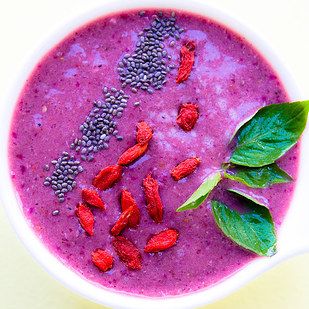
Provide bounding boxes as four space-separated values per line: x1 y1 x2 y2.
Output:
70 87 129 161
118 11 183 93
44 152 83 202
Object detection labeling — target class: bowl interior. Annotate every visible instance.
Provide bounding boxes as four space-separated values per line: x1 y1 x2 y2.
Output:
0 0 308 308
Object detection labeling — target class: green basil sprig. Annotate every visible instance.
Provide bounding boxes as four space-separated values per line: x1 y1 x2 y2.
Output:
224 163 292 188
230 101 309 167
176 101 309 256
176 172 221 212
211 200 276 256
227 188 269 208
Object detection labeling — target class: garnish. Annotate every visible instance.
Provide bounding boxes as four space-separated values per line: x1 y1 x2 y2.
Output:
227 188 269 208
177 101 309 256
71 86 129 161
44 86 129 202
224 163 292 188
230 101 309 167
110 206 134 236
211 200 276 256
93 164 123 190
176 41 196 83
121 189 140 228
144 229 179 253
176 172 222 212
75 203 95 236
171 157 201 181
112 236 142 270
43 151 83 202
143 174 164 223
176 103 199 132
118 143 148 165
92 249 114 272
81 188 105 209
136 121 153 145
118 122 153 165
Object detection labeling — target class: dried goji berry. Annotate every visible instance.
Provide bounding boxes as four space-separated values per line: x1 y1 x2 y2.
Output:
82 188 105 209
144 229 179 253
112 236 142 270
91 249 113 272
171 157 201 181
143 174 163 223
118 143 148 166
110 206 134 236
176 41 195 83
136 121 153 145
93 164 122 190
176 103 199 131
121 189 140 228
76 203 94 236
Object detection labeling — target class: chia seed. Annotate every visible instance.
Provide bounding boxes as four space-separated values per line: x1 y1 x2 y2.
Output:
52 209 60 216
134 101 140 106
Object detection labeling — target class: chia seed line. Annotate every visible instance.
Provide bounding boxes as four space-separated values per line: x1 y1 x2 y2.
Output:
44 86 129 202
118 11 184 93
70 86 129 161
43 152 83 202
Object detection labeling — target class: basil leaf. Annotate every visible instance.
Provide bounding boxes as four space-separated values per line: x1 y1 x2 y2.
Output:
230 101 309 167
227 188 269 208
224 163 292 188
211 200 277 256
176 172 221 212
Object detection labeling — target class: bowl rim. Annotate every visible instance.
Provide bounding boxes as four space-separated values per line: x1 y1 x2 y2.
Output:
1 0 308 308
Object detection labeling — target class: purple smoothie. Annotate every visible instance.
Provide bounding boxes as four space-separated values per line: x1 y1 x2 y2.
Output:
9 9 299 296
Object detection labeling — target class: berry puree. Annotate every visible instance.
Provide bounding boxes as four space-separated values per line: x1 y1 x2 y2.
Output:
9 9 298 296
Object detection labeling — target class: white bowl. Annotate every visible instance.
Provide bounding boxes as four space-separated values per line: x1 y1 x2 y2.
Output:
1 0 309 308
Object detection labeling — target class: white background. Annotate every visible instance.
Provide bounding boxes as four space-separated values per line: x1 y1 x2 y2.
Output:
0 0 308 308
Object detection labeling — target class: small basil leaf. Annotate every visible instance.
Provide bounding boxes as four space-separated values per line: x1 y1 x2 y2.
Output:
224 163 292 188
211 200 277 256
227 188 269 208
176 172 221 212
230 101 309 167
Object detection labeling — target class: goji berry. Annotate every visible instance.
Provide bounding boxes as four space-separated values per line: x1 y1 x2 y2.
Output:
121 189 140 228
176 41 195 83
93 164 122 190
112 236 142 270
176 103 199 131
171 157 201 181
143 174 163 223
136 121 153 145
118 143 148 166
76 203 94 236
144 229 179 253
91 249 113 272
110 206 134 236
81 188 105 209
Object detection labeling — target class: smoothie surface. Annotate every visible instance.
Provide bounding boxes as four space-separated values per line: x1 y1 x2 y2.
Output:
9 9 298 296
